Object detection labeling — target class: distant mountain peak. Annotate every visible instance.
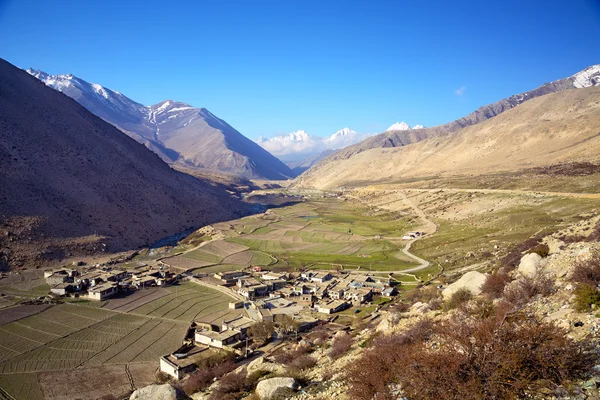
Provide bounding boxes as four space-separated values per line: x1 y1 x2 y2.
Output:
329 127 356 141
412 124 425 129
387 122 411 131
26 67 294 180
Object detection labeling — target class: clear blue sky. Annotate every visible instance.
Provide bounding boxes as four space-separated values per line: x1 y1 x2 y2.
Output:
1 0 599 140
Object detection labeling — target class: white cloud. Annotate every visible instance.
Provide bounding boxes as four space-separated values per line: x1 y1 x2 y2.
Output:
455 86 466 96
257 128 372 162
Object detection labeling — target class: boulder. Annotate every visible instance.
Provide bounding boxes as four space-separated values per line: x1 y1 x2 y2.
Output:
246 356 285 375
130 384 178 400
442 271 487 300
409 301 430 314
256 377 297 399
517 253 542 278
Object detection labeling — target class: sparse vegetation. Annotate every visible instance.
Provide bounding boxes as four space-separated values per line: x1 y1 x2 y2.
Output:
573 283 600 312
347 308 597 400
328 332 353 359
444 288 473 310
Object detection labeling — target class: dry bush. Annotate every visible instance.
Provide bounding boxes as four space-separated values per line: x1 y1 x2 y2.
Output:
528 243 550 257
328 333 353 359
481 270 512 299
289 354 317 371
346 311 597 400
503 274 555 306
444 288 472 310
209 370 252 400
177 359 236 395
274 344 311 366
571 252 600 286
404 285 440 304
500 237 542 271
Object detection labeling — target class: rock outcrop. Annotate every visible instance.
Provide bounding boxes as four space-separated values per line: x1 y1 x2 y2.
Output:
517 253 543 278
255 377 297 399
130 384 178 400
442 271 487 300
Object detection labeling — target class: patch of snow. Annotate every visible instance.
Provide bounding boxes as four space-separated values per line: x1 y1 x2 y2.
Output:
167 106 194 113
412 124 425 129
91 83 109 99
154 101 172 115
571 64 600 88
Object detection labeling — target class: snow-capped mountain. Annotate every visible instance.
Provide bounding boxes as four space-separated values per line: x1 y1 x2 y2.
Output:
27 69 294 180
386 122 425 131
257 127 372 162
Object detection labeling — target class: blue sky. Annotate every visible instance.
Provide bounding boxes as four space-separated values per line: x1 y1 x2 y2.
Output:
1 0 599 140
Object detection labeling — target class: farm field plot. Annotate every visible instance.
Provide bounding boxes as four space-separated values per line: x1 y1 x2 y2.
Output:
128 282 235 323
104 287 171 312
0 304 52 325
162 254 215 270
0 373 43 400
199 240 248 257
37 363 156 400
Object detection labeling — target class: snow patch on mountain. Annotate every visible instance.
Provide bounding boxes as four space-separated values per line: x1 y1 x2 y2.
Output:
571 65 600 89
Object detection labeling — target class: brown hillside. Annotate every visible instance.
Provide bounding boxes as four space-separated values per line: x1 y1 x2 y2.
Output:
296 87 600 189
0 59 250 269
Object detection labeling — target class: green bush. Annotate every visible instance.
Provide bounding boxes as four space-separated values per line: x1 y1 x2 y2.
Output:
573 283 600 312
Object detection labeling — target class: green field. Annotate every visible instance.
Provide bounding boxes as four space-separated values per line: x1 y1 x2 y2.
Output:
220 198 418 273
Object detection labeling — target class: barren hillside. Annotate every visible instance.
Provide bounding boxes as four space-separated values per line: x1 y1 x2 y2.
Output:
296 87 600 189
0 59 250 269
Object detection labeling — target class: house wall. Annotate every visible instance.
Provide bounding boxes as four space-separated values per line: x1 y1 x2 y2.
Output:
159 358 181 380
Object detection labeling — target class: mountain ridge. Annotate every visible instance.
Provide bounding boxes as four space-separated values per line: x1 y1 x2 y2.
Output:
317 64 600 165
1 58 250 268
26 69 294 180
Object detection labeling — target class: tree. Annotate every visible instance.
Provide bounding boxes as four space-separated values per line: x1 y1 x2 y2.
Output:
248 321 274 345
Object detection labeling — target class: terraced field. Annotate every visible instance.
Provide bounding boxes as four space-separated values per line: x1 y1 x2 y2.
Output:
0 282 236 399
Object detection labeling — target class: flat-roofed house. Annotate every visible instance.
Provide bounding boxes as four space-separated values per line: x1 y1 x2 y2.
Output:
87 282 118 301
316 300 350 314
195 330 240 349
310 272 332 283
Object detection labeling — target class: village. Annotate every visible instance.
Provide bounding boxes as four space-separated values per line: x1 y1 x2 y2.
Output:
43 260 400 381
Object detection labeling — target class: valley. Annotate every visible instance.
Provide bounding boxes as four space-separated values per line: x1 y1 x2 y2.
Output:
1 185 599 399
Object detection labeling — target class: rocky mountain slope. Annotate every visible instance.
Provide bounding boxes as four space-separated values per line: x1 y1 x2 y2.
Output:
296 85 600 189
322 65 600 164
0 58 250 268
26 69 294 180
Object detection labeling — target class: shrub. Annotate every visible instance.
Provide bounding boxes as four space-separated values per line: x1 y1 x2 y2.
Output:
528 243 550 257
444 288 472 310
481 270 511 299
288 354 317 371
209 370 251 400
404 285 440 304
571 252 600 286
573 283 600 312
178 358 236 395
328 333 353 359
346 312 597 400
503 274 555 306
